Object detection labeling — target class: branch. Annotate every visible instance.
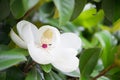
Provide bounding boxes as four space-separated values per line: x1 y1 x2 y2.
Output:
92 64 116 80
24 61 36 73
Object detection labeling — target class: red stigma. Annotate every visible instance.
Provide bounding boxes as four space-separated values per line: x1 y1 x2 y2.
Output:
42 44 47 48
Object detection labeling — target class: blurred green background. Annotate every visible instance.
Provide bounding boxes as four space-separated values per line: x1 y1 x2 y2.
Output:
0 0 120 80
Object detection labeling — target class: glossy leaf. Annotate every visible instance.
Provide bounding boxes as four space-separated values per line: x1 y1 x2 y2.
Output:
12 48 29 56
73 8 104 29
0 0 10 21
95 31 117 68
57 72 67 80
71 0 86 20
6 67 24 80
0 72 6 80
114 46 120 67
80 48 101 78
25 68 42 80
0 48 27 71
53 0 74 26
22 0 39 11
97 76 109 80
0 32 10 45
44 71 63 80
44 72 55 80
64 22 78 32
51 71 63 80
80 36 93 49
41 64 52 73
63 70 80 77
90 60 104 77
102 0 120 22
39 2 55 23
108 71 120 80
10 0 39 19
0 45 10 51
10 0 26 19
112 19 120 32
47 19 78 32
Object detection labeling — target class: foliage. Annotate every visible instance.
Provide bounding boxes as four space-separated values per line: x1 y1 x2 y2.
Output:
0 0 120 80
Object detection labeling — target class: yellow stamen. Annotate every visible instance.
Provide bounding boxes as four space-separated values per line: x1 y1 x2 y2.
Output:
43 29 53 39
41 29 53 45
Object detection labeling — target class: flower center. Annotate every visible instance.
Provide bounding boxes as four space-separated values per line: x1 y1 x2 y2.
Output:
40 29 53 49
43 29 53 39
42 44 48 48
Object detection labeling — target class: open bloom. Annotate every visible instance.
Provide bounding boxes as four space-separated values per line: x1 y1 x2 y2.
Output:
10 20 82 72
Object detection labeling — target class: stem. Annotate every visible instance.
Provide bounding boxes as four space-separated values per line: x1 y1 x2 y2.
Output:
92 64 116 80
24 61 36 73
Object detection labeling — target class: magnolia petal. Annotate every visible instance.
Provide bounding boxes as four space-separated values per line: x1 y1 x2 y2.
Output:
60 33 82 51
51 48 79 72
27 42 52 64
10 29 27 49
38 25 60 48
17 20 39 43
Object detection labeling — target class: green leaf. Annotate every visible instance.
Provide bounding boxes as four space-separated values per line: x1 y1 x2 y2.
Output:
80 76 90 80
6 67 24 80
97 76 109 80
41 64 52 73
108 71 120 80
47 19 78 32
12 48 29 56
47 18 59 27
80 36 93 49
102 0 120 22
70 0 86 20
63 70 80 77
0 0 10 21
0 32 10 45
112 19 120 32
91 60 104 77
25 68 42 80
0 48 27 71
10 0 39 19
95 31 117 68
10 0 26 19
22 0 39 11
73 8 104 29
80 48 101 78
44 71 64 80
0 45 10 51
39 2 55 23
44 72 55 80
51 71 63 80
64 22 79 32
106 67 120 80
53 0 75 26
57 72 67 80
108 66 120 75
0 72 6 80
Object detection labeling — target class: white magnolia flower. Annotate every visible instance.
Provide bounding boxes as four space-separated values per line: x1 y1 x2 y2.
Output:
10 20 82 72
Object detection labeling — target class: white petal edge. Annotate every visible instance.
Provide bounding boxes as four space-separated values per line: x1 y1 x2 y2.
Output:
10 29 27 49
27 42 52 64
51 48 79 72
60 33 82 51
17 20 39 43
